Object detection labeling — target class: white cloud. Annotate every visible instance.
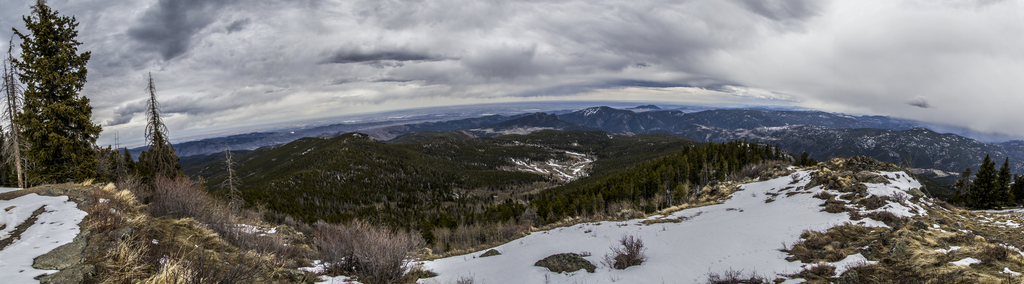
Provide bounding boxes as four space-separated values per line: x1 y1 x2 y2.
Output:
1 0 1023 146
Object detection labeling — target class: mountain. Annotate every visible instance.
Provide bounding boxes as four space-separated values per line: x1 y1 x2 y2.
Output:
557 106 689 134
468 112 599 136
688 109 921 130
672 124 1024 175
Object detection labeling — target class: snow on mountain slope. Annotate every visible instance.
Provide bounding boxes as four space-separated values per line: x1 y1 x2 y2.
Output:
416 169 922 284
0 191 87 283
508 151 594 182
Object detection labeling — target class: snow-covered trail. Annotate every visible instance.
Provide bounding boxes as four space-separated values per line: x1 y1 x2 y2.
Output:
0 188 87 283
418 170 892 284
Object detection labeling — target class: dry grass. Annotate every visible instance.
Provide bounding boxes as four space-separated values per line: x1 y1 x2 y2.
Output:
75 177 315 283
704 269 773 284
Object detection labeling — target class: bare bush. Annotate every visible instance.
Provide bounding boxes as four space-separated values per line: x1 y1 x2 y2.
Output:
314 220 424 284
705 269 771 284
431 221 528 254
603 234 647 270
149 176 210 219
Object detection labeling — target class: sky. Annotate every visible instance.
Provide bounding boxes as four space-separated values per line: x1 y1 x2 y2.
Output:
1 0 1024 147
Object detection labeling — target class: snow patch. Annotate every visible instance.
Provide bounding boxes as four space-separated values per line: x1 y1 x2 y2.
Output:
0 194 88 283
951 258 981 267
419 170 865 284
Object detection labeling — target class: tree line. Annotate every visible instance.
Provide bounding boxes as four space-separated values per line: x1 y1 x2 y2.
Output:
1 1 182 188
949 154 1024 210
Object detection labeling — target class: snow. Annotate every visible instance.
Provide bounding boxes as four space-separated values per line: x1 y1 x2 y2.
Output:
0 193 88 282
951 258 981 267
0 188 20 194
1003 267 1022 276
805 253 877 277
936 246 961 254
416 170 881 284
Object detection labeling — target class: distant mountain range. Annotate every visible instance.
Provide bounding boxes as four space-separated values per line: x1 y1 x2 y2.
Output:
161 104 1024 178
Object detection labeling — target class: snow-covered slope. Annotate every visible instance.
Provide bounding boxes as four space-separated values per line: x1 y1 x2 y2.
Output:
0 189 87 282
417 169 923 284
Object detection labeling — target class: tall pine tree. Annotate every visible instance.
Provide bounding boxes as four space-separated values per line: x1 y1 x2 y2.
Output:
13 0 101 184
139 73 179 180
997 157 1014 207
1012 174 1024 206
969 155 998 209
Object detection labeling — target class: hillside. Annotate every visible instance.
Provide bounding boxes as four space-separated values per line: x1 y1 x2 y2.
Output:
411 157 1024 284
676 125 1024 175
184 131 698 228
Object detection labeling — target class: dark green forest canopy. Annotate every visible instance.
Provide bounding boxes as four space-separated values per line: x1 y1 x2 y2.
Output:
185 130 784 232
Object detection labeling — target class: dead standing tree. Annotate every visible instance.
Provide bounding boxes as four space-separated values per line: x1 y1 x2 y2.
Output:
141 72 179 180
223 147 242 209
1 37 25 188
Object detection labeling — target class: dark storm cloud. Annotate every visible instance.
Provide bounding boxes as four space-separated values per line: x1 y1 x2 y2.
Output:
734 0 821 21
126 0 238 60
225 18 251 33
320 48 450 64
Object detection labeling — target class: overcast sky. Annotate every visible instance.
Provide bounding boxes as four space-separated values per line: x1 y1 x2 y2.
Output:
2 0 1023 147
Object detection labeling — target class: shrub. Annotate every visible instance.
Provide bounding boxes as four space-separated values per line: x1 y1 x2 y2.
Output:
603 234 647 270
149 176 210 219
705 269 771 284
313 220 424 284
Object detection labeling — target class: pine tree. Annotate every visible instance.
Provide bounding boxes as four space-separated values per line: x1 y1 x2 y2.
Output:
951 167 972 206
970 155 998 209
139 73 179 180
997 157 1014 207
1012 174 1024 206
13 0 101 184
1 37 25 187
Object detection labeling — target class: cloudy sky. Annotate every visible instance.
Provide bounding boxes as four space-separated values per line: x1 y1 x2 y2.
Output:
2 0 1023 146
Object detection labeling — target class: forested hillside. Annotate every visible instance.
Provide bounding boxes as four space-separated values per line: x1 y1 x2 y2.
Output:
185 130 794 254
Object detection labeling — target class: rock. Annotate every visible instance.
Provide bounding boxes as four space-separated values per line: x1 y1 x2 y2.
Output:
480 249 501 257
33 230 90 270
907 188 925 197
854 171 878 182
38 264 94 284
535 253 596 273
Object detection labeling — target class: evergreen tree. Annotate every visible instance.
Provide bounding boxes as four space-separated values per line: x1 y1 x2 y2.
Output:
969 155 998 209
138 73 179 180
13 0 101 184
1012 174 1024 206
997 157 1014 207
951 167 973 206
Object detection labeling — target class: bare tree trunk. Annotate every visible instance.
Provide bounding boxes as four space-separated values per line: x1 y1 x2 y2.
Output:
1 37 24 188
224 147 242 209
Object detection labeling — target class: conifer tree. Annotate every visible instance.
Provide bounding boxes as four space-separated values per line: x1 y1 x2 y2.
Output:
139 73 179 180
951 167 973 206
970 155 998 209
997 157 1014 206
1013 174 1024 206
13 0 101 184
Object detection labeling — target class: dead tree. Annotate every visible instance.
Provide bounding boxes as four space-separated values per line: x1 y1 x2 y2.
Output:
142 72 179 180
1 37 24 188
